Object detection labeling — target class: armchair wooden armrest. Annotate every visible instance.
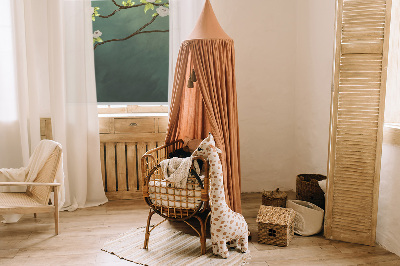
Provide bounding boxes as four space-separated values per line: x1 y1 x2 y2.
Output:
0 182 61 187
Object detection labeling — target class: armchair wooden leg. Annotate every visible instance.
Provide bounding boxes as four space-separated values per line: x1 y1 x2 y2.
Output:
144 209 155 249
34 213 37 218
54 186 59 235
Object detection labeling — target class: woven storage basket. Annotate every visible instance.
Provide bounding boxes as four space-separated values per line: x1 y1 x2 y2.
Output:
287 200 324 236
256 205 296 247
262 188 287 208
296 174 326 210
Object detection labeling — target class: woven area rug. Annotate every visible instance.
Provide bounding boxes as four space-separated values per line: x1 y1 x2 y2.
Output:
102 226 250 265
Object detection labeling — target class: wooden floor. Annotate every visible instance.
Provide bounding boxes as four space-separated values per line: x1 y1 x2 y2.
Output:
1 193 399 266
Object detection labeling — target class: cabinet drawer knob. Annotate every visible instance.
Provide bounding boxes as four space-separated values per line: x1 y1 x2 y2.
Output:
129 123 138 127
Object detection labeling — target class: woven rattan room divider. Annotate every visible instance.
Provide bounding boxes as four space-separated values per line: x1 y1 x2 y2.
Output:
325 0 392 245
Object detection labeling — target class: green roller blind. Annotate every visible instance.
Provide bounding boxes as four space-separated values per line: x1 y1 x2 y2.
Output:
91 0 169 103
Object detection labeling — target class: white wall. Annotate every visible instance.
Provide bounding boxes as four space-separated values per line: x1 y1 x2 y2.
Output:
212 0 335 192
212 0 297 192
294 1 335 177
377 142 400 256
212 1 400 254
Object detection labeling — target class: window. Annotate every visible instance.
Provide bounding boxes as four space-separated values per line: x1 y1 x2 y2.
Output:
384 2 400 124
91 0 170 104
383 1 400 146
0 0 18 121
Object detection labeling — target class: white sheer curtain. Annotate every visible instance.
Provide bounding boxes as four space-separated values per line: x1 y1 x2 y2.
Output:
168 0 205 102
0 0 24 169
0 0 107 211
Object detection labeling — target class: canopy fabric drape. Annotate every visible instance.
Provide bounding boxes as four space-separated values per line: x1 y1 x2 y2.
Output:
166 38 241 212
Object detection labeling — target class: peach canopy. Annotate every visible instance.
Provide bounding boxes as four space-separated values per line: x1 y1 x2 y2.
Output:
166 0 242 212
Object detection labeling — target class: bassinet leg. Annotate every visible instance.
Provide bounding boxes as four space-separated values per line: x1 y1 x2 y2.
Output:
194 214 208 255
199 218 206 255
144 209 155 249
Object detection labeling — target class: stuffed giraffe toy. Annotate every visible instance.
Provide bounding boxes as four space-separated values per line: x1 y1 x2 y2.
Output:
192 133 248 258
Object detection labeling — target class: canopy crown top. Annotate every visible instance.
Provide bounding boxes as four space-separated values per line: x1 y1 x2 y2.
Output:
188 0 231 40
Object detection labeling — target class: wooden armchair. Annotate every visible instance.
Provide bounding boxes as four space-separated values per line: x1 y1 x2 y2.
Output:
0 145 62 234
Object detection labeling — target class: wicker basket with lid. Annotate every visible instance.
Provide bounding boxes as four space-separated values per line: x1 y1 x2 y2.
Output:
262 188 287 208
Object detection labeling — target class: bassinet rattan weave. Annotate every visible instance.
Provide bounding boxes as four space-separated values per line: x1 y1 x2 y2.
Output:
141 140 210 254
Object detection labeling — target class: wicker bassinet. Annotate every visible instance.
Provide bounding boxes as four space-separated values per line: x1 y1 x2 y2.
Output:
141 140 210 254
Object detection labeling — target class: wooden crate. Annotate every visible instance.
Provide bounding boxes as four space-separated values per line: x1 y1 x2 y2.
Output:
99 115 168 200
40 116 169 200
